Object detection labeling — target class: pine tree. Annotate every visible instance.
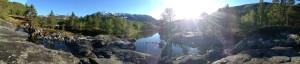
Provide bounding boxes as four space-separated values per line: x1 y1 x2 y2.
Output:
267 0 296 26
24 4 37 19
70 12 77 29
0 0 8 11
48 10 57 29
241 10 257 32
161 8 175 23
268 0 282 26
105 18 114 35
87 16 93 28
285 0 295 26
93 13 101 29
257 0 266 27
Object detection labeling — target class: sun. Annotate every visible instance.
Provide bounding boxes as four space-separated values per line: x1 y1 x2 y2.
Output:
150 0 226 20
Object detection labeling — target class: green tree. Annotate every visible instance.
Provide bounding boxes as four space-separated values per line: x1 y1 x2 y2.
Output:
112 18 126 36
285 0 295 26
87 16 93 28
267 0 282 26
24 4 37 18
105 18 114 35
241 10 257 32
69 12 77 30
0 0 8 11
268 0 296 26
159 8 175 36
161 8 175 23
78 20 85 30
124 21 139 38
48 10 57 29
119 18 127 37
0 0 9 18
62 22 65 30
8 2 27 15
257 0 267 27
24 4 38 29
32 16 42 27
93 13 101 29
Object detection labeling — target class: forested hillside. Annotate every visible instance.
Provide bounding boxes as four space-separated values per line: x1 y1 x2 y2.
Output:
0 0 159 38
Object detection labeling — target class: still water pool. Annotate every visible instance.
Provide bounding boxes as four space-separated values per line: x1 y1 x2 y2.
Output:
134 33 199 58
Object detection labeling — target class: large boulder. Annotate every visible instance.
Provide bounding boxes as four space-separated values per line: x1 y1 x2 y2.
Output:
92 35 135 50
93 48 114 58
112 50 150 64
230 27 300 55
213 47 300 64
93 49 151 64
65 39 94 57
89 57 123 64
171 49 225 64
213 27 300 64
0 21 79 64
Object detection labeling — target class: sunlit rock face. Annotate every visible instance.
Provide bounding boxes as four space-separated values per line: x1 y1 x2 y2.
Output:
0 20 79 64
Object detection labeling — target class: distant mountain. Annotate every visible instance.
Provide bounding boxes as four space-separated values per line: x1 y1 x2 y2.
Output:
51 12 160 25
99 12 160 25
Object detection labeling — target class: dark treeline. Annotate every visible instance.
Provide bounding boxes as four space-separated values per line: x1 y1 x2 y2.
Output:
0 0 159 38
40 11 158 37
0 1 27 18
56 12 156 37
236 0 300 33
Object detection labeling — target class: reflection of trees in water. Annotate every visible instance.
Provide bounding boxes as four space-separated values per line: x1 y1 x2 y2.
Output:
160 42 172 58
161 31 223 52
136 29 159 39
157 34 224 64
158 30 224 64
157 41 173 64
180 44 189 55
49 43 55 49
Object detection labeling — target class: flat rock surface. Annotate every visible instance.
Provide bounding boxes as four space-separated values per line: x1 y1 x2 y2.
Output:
213 47 300 64
0 20 79 64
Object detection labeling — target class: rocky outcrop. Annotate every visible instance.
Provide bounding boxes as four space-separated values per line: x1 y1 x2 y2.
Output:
92 35 135 50
66 39 94 57
231 34 300 55
81 49 151 64
112 49 150 64
37 33 146 63
171 49 225 64
213 47 300 64
229 27 300 54
0 20 79 64
213 27 300 64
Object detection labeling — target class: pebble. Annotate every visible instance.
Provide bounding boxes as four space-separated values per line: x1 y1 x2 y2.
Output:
12 54 16 57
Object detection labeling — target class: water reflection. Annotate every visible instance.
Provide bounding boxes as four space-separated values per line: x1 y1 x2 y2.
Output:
134 33 199 59
41 42 70 51
16 28 25 32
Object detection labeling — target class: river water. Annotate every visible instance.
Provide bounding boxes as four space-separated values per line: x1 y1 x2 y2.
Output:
134 33 199 58
31 29 199 59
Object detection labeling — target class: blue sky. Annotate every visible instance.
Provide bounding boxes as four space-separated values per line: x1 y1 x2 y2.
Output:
9 0 298 19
